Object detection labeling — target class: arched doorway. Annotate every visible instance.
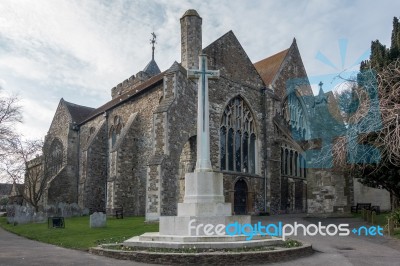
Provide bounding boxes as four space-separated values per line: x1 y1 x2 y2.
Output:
234 179 248 215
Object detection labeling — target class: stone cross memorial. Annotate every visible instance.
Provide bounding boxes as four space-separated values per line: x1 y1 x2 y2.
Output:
157 55 249 236
187 54 219 171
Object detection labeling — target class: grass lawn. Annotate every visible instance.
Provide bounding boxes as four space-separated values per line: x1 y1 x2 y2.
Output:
351 212 389 226
352 212 400 239
0 216 158 250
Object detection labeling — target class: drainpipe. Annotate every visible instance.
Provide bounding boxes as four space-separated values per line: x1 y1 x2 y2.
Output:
260 86 268 213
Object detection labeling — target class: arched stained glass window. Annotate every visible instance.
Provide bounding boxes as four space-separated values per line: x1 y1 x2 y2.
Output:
220 96 256 174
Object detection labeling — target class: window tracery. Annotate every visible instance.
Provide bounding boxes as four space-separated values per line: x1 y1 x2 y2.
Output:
220 96 256 174
282 92 308 139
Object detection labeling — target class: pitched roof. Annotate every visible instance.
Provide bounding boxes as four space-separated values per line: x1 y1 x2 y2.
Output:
79 72 164 125
63 100 95 124
254 48 289 85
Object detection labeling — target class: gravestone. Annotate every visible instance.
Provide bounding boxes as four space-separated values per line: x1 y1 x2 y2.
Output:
90 212 106 228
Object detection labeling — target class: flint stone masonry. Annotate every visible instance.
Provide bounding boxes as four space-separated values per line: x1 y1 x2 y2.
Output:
90 212 106 228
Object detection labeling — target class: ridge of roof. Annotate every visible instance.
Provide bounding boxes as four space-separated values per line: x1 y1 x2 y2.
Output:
79 71 165 125
254 48 290 86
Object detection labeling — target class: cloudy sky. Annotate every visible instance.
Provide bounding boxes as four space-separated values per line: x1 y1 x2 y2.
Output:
0 0 399 140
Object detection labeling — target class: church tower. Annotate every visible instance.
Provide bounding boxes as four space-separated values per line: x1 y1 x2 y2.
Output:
180 9 202 69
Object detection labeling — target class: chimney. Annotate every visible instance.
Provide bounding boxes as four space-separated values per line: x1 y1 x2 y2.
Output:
180 9 202 70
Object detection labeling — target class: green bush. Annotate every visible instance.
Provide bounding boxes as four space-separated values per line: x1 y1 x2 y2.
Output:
389 209 400 224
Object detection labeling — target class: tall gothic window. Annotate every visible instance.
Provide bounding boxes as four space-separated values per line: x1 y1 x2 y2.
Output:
47 139 63 177
220 96 256 174
282 92 308 139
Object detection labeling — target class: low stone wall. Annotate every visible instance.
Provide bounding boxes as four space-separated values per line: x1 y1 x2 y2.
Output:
90 243 313 265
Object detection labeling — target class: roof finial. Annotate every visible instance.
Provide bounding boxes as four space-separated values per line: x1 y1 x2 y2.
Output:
150 32 156 60
318 81 325 97
318 81 323 90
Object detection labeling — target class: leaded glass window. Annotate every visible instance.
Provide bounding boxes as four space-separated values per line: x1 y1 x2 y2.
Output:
220 96 256 174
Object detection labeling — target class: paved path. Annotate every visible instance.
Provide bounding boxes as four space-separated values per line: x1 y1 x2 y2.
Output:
253 215 400 266
1 216 400 265
0 227 155 266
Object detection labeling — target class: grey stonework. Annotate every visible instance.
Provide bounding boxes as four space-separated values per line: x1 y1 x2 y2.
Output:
28 9 360 221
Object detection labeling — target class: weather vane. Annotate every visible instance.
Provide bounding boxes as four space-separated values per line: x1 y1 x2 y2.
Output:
150 32 157 60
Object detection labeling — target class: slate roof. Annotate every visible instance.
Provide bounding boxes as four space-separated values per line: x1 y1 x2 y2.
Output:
63 100 95 124
79 72 165 125
143 59 161 76
254 48 289 86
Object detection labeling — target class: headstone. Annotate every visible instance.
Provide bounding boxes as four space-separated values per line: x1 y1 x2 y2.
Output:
90 212 106 228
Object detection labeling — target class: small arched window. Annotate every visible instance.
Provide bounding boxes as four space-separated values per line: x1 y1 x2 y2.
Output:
220 96 256 174
109 116 123 148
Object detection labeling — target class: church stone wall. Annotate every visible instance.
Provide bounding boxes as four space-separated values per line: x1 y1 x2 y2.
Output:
307 168 352 215
157 66 197 216
104 85 163 216
271 41 313 100
203 31 269 214
78 118 107 213
43 101 79 205
267 96 283 214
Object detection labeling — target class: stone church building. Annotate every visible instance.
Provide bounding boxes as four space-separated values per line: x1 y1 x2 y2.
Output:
34 9 356 220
